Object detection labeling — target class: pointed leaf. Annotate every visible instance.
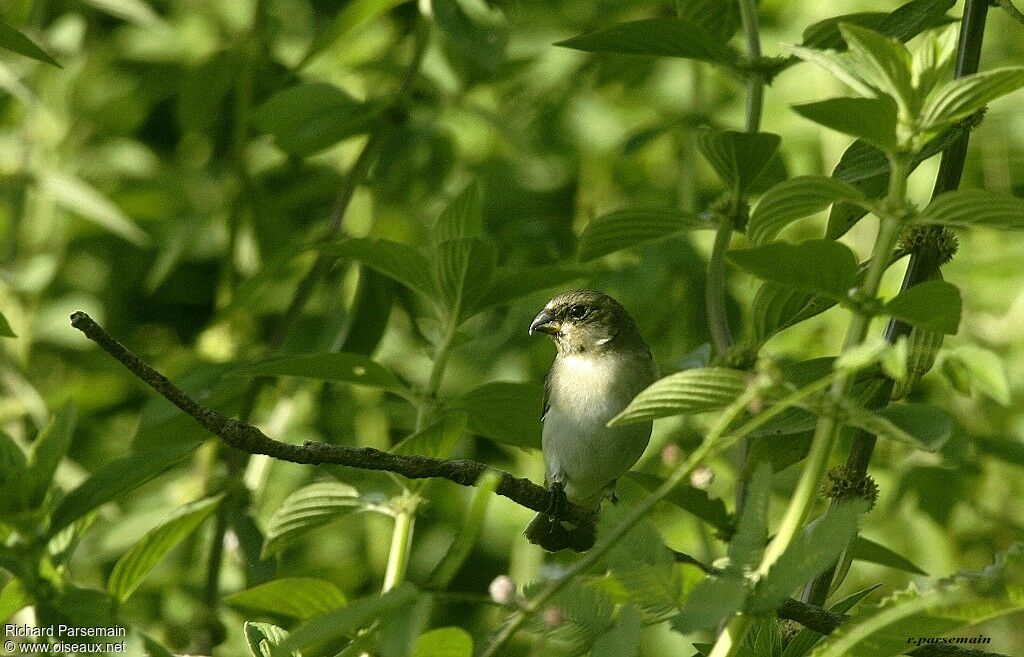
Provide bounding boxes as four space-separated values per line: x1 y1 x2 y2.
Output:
882 280 961 335
675 0 740 41
592 605 641 657
838 24 914 109
470 265 584 316
253 82 381 156
728 240 859 301
0 312 14 338
434 183 483 243
433 0 508 72
940 345 1010 406
428 472 499 589
672 574 748 633
318 238 437 302
850 537 926 575
624 472 732 533
610 367 748 425
108 496 221 602
578 207 708 262
792 97 899 153
434 237 497 322
0 19 59 66
749 176 867 245
842 401 953 452
41 172 148 245
916 189 1024 230
262 482 365 558
230 353 411 398
922 67 1024 128
26 403 76 506
225 577 347 620
728 464 772 573
392 413 467 459
696 128 782 192
556 18 739 67
245 622 296 657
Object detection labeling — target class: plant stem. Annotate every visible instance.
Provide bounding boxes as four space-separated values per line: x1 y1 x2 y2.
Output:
801 0 990 606
382 504 416 592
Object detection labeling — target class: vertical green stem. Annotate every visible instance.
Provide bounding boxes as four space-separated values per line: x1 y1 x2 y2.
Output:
382 506 416 592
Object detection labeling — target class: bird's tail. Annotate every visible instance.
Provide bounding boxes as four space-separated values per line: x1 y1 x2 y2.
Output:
524 513 595 552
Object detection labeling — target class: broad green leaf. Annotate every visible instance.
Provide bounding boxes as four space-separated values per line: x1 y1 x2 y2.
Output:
749 501 869 612
911 26 957 96
881 280 961 335
792 97 898 153
412 627 473 657
50 445 191 534
696 128 782 192
434 183 483 243
392 413 467 459
842 401 953 452
744 616 783 657
940 345 1010 406
592 604 641 657
275 583 419 655
107 496 221 602
578 207 708 262
434 237 497 322
428 472 499 589
728 240 859 301
469 265 584 316
337 267 394 356
727 464 771 573
752 282 841 344
262 482 365 558
225 577 347 620
916 189 1024 230
253 82 381 156
800 0 954 52
672 573 747 633
974 436 1024 468
433 0 508 72
26 403 76 506
838 24 914 110
318 238 437 302
0 312 14 338
749 176 867 245
788 46 879 99
40 172 149 246
245 621 296 657
230 353 412 398
624 472 733 533
0 18 59 66
675 0 740 41
851 536 926 575
808 544 1024 657
556 18 738 67
801 13 888 50
610 367 748 425
0 578 28 624
922 67 1024 129
448 382 543 449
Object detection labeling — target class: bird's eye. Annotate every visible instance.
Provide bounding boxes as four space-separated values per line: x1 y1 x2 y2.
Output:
568 304 588 320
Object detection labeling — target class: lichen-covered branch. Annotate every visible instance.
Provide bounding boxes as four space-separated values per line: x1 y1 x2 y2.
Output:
68 311 595 528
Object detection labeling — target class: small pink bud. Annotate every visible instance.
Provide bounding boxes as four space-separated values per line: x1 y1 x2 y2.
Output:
488 575 517 605
661 443 681 465
543 607 565 629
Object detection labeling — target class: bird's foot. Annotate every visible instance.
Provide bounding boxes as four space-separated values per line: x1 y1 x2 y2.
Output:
546 481 567 525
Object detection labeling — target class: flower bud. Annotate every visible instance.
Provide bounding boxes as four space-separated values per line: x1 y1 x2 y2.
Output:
488 575 517 606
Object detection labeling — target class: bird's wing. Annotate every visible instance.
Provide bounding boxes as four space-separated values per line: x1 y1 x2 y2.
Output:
542 367 552 424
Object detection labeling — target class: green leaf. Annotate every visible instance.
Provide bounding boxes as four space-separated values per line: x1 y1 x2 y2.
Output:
728 240 859 301
881 280 961 335
922 67 1024 129
253 82 381 156
752 283 841 344
448 381 543 449
727 464 772 573
428 471 499 589
675 0 740 41
433 0 508 72
792 97 899 153
26 403 76 506
469 265 584 316
916 189 1024 230
412 627 473 657
225 577 347 621
50 445 191 534
262 482 366 558
0 579 29 624
0 18 58 66
230 353 411 398
807 544 1024 657
556 18 738 67
275 583 419 655
434 183 483 243
749 176 867 245
434 237 497 323
838 24 914 110
80 0 162 27
940 345 1010 406
842 401 953 452
0 311 14 338
107 496 221 602
592 604 642 657
749 501 869 612
318 238 437 302
801 13 888 50
788 46 880 99
696 128 782 192
850 536 926 575
610 367 749 425
337 267 394 356
578 207 708 262
40 172 149 246
875 0 956 42
392 413 467 459
744 616 783 657
672 574 747 633
623 472 733 534
245 621 296 657
0 432 28 513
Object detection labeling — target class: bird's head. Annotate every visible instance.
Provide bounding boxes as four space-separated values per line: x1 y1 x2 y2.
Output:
529 290 642 354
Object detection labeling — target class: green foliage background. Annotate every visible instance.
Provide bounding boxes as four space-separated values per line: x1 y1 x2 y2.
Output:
2 0 1024 655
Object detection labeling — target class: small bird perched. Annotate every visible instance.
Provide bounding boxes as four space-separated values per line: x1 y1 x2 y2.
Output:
525 290 658 552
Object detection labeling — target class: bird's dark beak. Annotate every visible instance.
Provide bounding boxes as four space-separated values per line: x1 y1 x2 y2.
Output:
529 309 561 336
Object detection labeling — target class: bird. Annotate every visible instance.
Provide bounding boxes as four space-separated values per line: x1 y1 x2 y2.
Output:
524 290 658 552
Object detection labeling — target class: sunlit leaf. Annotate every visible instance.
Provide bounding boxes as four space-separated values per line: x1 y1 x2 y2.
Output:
262 482 367 558
792 97 899 153
0 577 28 624
882 280 961 335
940 345 1011 406
107 496 221 602
749 176 867 245
843 401 954 452
412 627 473 657
0 18 59 66
728 240 859 300
922 67 1024 129
838 24 914 109
40 172 149 246
245 621 296 657
916 189 1024 230
225 577 347 621
610 367 748 425
851 537 926 575
318 238 437 302
392 413 467 459
578 207 708 261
